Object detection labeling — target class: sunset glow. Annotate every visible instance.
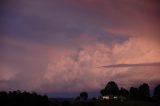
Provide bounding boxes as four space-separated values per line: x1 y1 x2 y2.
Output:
0 0 160 97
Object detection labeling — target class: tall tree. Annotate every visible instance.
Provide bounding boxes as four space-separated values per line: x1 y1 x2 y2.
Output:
100 89 106 96
80 92 88 100
130 87 139 100
101 81 119 96
119 88 129 98
138 83 150 100
153 84 160 102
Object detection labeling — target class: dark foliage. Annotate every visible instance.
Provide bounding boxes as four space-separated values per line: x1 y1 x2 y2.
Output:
138 83 150 101
0 90 50 106
129 87 139 100
100 89 106 96
99 81 160 103
100 81 119 96
119 88 129 98
1 81 160 106
80 92 88 100
153 84 160 102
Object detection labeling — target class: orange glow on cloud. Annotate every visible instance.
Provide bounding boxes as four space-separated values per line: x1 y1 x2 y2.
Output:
0 0 159 95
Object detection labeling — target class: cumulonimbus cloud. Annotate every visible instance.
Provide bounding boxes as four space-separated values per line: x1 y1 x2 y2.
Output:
0 0 160 97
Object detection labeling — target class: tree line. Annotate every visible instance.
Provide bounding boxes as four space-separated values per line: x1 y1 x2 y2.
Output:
0 81 160 106
78 81 160 102
0 90 50 106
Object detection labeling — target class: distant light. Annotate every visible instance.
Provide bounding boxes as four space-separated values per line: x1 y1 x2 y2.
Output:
102 96 109 100
114 96 118 99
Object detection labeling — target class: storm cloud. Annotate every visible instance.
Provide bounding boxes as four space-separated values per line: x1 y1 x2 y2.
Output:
0 0 160 97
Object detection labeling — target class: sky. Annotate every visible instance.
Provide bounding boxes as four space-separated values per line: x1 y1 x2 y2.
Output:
0 0 160 97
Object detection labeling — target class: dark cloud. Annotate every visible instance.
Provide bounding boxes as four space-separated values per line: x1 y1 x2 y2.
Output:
99 62 160 68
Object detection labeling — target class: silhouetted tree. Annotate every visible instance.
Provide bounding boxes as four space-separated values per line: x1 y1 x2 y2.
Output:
153 84 160 102
130 87 139 100
102 81 119 96
0 90 50 106
138 83 150 101
80 92 88 100
100 89 106 96
119 88 129 98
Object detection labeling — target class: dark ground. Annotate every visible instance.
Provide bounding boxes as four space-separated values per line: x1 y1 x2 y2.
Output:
50 99 159 106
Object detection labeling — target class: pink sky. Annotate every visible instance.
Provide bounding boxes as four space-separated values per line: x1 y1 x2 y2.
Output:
0 0 160 97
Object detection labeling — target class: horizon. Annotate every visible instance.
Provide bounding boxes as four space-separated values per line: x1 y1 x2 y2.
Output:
0 0 160 97
0 81 158 98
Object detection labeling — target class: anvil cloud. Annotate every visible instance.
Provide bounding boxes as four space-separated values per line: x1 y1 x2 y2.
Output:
0 0 160 97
